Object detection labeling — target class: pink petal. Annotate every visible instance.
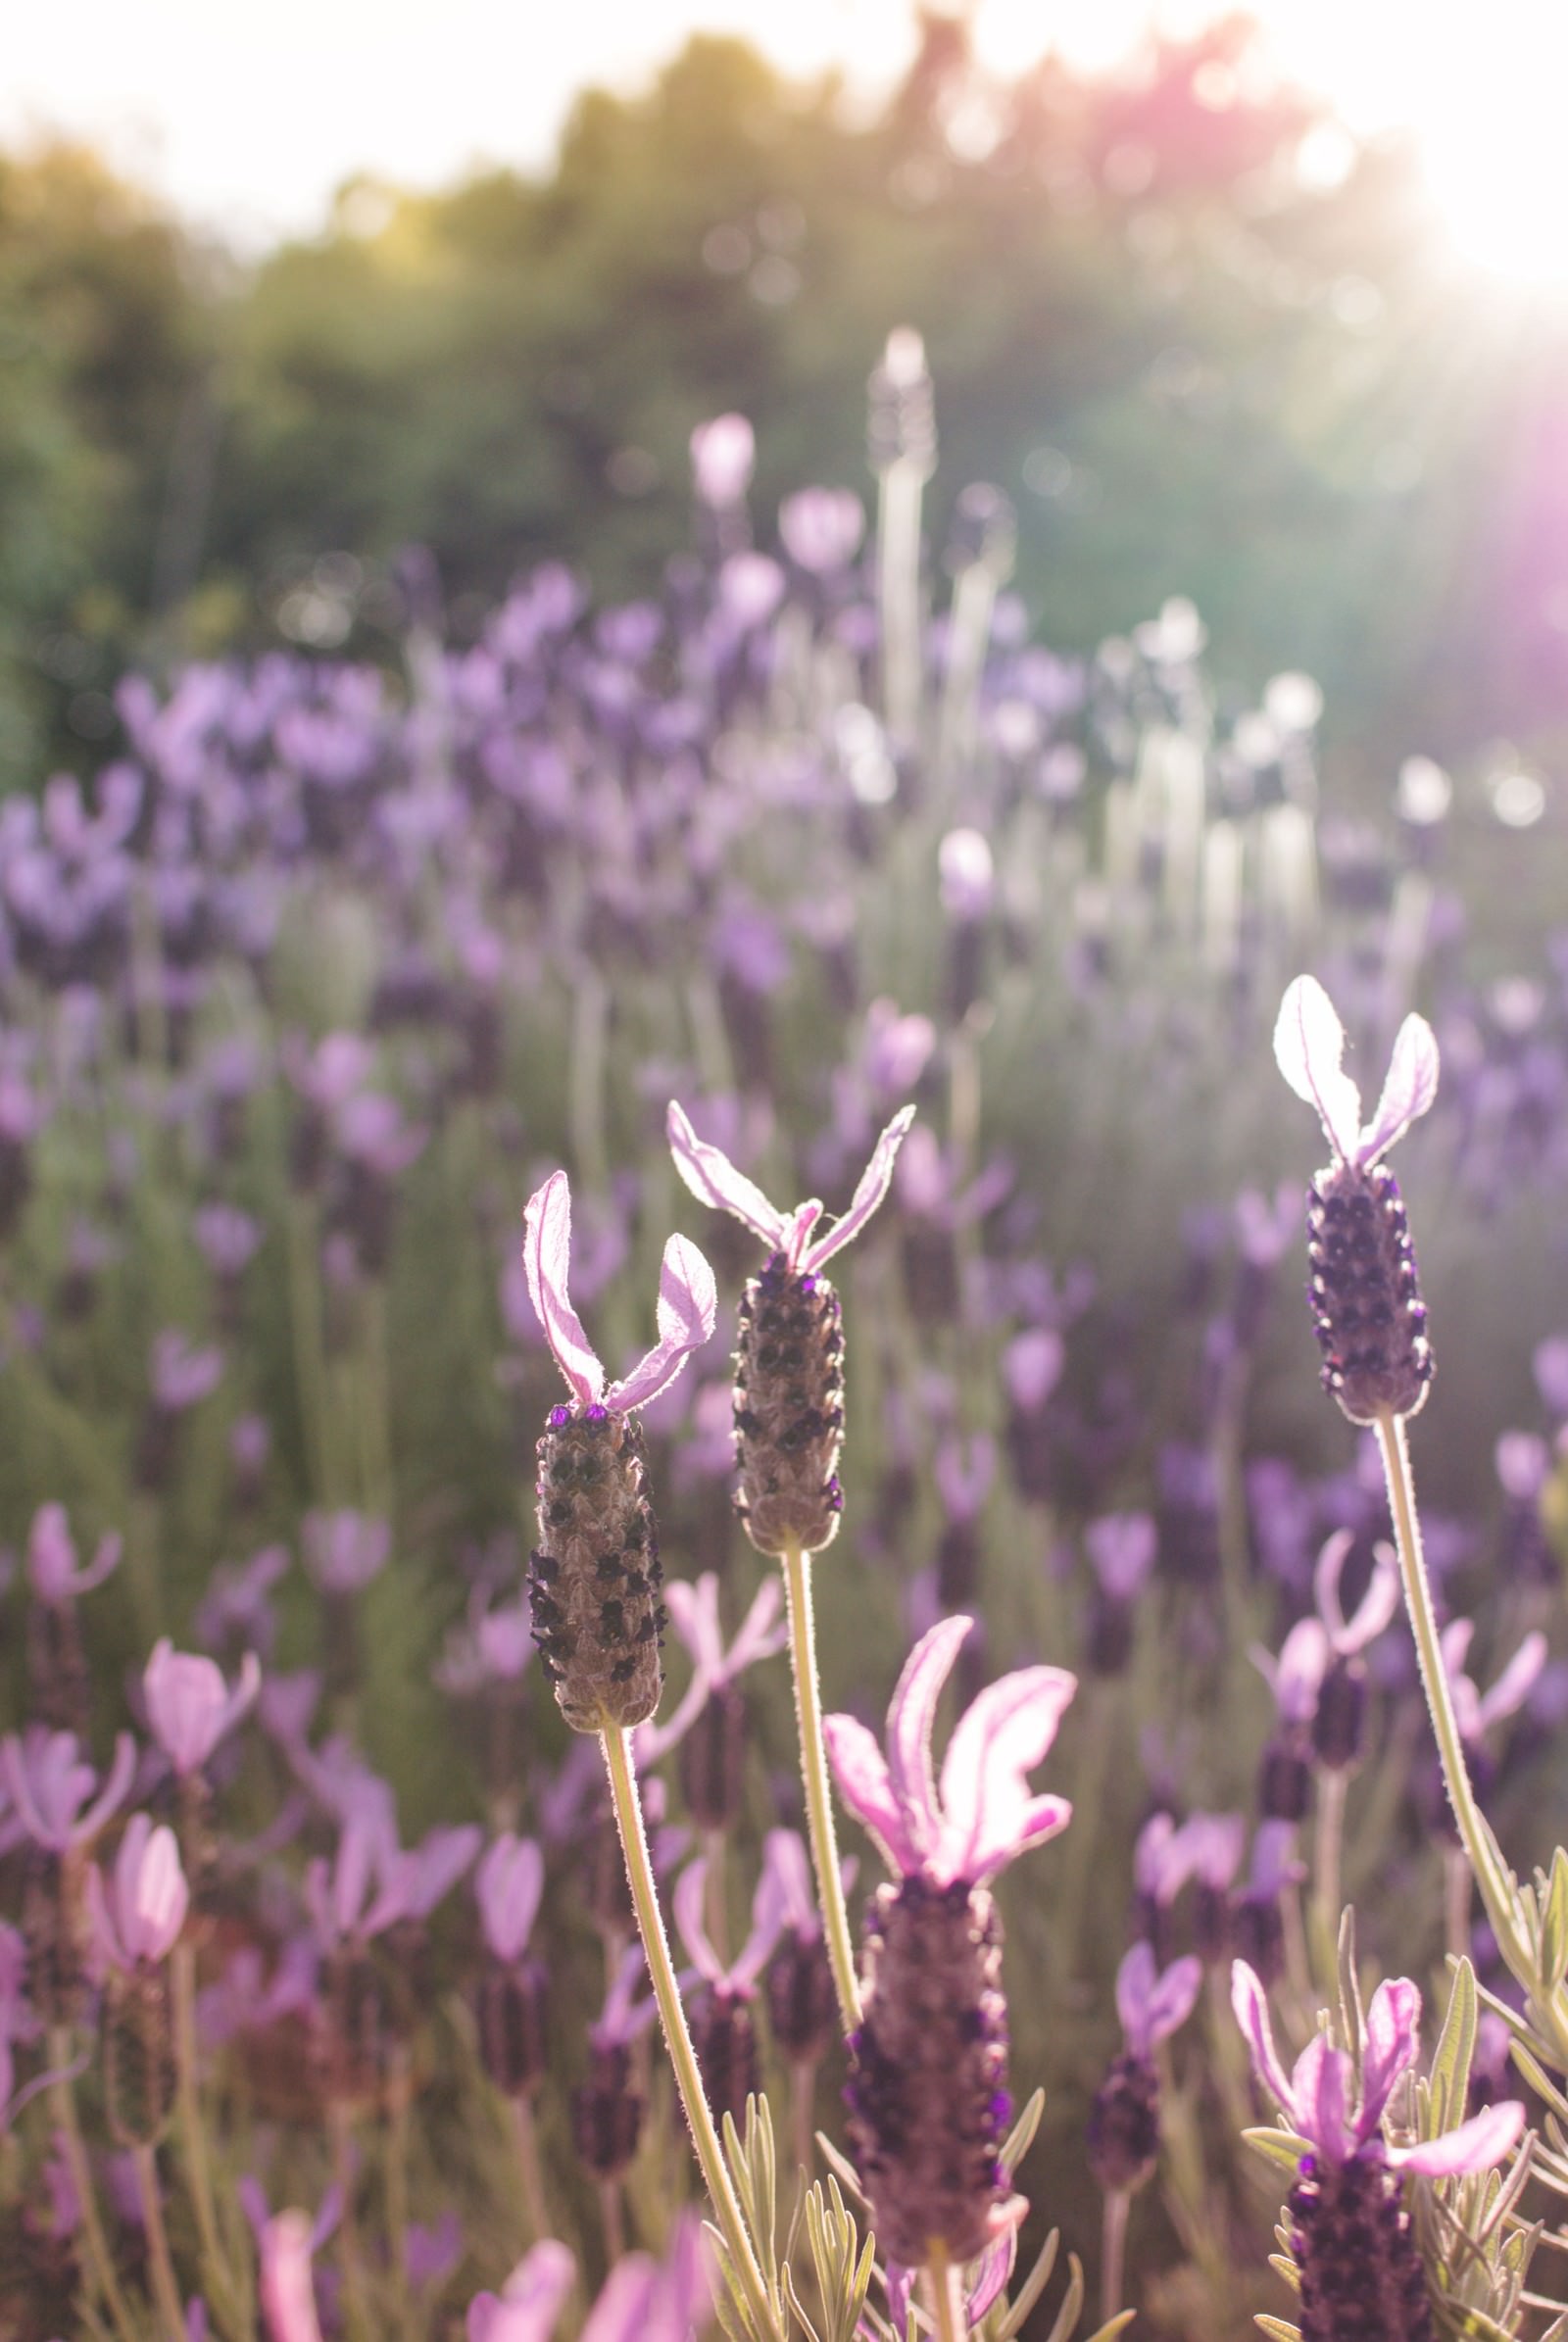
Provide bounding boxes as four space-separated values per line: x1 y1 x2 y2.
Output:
801 1104 916 1273
662 1574 724 1676
1359 1976 1422 2132
1357 1012 1439 1165
665 1101 786 1248
1291 2035 1354 2162
1336 1540 1399 1655
672 1857 724 1986
962 1790 1072 1885
935 1661 1076 1884
1231 1960 1296 2120
721 1580 785 1680
1142 1953 1202 2052
822 1713 918 1875
604 1234 716 1413
77 1733 137 1846
781 1198 824 1270
1115 1941 1157 2050
467 2241 576 2342
261 2211 325 2342
728 1858 788 1995
967 2224 1019 2322
1273 977 1362 1163
887 1617 972 1863
1311 1529 1356 1643
521 1173 604 1407
1478 1631 1547 1731
1387 2100 1525 2177
476 1835 544 1965
761 1829 815 1935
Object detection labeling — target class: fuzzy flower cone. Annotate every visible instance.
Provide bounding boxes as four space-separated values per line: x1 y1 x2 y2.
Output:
825 1615 1074 2279
1233 1962 1524 2342
667 1100 913 1555
1274 977 1439 1425
522 1172 716 1732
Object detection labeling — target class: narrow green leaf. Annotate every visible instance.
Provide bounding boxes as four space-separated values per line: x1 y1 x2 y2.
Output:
1430 1956 1478 2137
995 2227 1060 2342
782 2263 825 2342
1081 2315 1136 2342
1040 2252 1085 2342
1543 1850 1568 1992
1254 2317 1301 2342
1244 2125 1308 2176
1000 2086 1046 2176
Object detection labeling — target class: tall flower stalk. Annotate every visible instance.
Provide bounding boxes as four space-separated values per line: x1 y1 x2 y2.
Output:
667 1100 914 2035
520 1173 782 2340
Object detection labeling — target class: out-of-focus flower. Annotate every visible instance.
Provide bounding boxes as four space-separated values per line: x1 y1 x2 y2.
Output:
636 1573 785 1767
26 1504 122 1605
260 2210 326 2342
87 1815 188 1971
475 1836 544 1967
144 1642 261 1778
149 1331 225 1413
2 1729 136 1852
301 1511 390 1597
1088 1941 1201 2194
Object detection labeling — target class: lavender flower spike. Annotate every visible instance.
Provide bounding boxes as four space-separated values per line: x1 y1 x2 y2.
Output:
1274 975 1438 1423
521 1170 716 1732
1233 1960 1525 2342
826 1617 1074 2274
668 1098 913 1557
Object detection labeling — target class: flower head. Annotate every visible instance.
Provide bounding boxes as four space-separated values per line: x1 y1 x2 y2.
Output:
522 1169 715 1414
87 1814 189 1971
144 1641 261 1778
825 1615 1074 1886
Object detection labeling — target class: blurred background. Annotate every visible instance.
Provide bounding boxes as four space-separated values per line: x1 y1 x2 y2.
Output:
4 0 1568 813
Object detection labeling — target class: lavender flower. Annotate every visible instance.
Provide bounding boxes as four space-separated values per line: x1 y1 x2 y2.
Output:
87 1816 187 2146
667 1100 912 1555
760 1829 840 2068
143 1641 261 1779
636 1572 786 1828
1233 1961 1525 2342
522 1169 716 1732
473 1834 550 2101
1274 976 1438 1423
25 1503 121 1735
825 1615 1074 2273
1088 1943 1200 2194
673 1851 785 2127
572 1945 658 2183
2 1729 136 1854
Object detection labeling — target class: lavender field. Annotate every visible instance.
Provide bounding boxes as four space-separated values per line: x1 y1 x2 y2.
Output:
2 334 1567 2342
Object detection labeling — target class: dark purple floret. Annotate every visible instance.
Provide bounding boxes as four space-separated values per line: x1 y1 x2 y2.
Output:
764 1927 839 2066
475 1958 550 2100
689 1990 761 2130
571 2041 644 2181
844 1875 1014 2270
1287 2155 1437 2342
1312 1656 1368 1773
732 1255 846 1557
103 1966 177 2148
1306 1162 1433 1425
1087 2051 1161 2194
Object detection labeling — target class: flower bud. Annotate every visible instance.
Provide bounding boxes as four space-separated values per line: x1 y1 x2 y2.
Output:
529 1404 666 1733
1306 1163 1432 1425
845 1876 1015 2271
733 1258 845 1557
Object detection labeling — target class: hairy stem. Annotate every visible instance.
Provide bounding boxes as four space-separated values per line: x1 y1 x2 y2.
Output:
924 2244 963 2342
1375 1410 1530 1975
1309 1765 1348 1990
782 1541 862 2035
600 1727 780 2340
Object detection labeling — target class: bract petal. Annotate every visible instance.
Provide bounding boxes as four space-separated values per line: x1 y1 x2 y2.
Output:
1273 977 1362 1163
672 1857 725 1986
1115 1941 1158 2053
604 1233 717 1412
665 1101 787 1248
1336 1540 1399 1655
1231 1960 1296 2122
1358 1012 1439 1166
579 2258 661 2342
801 1104 916 1272
1143 1953 1202 2050
761 1829 816 1935
722 1579 786 1679
963 1791 1072 1885
1387 2100 1525 2176
662 1575 724 1678
935 1661 1076 1885
822 1713 918 1876
1311 1529 1356 1644
1478 1631 1547 1730
522 1173 604 1406
1292 2035 1354 2162
887 1616 972 1862
1359 1976 1422 2133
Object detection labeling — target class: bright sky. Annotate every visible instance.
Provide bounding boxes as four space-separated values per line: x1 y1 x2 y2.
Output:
4 0 1565 276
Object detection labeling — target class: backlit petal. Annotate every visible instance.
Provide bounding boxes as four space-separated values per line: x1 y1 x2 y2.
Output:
1357 1012 1439 1166
802 1104 916 1272
665 1101 786 1248
522 1173 604 1406
604 1234 716 1412
1273 977 1361 1163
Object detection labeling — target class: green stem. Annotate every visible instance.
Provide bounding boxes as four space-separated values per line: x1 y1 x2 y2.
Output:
600 1728 780 2340
1309 1765 1348 1989
47 2030 139 2342
781 1542 862 2035
1101 2187 1131 2330
134 2143 187 2342
1375 1410 1531 1974
924 2244 962 2342
171 1942 242 2330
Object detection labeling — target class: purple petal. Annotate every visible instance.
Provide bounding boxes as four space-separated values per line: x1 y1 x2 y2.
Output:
761 1829 815 1935
604 1234 717 1413
1272 1620 1331 1725
1334 1538 1399 1655
885 2265 914 2334
1115 1942 1158 2052
1231 1960 1296 2121
468 2239 576 2342
77 1733 137 1846
672 1857 725 1986
1357 1012 1439 1165
967 2225 1018 2323
822 1713 918 1876
476 1835 544 1966
728 1857 788 1995
1291 2035 1354 2162
781 1198 824 1270
665 1101 785 1248
522 1174 604 1407
801 1104 916 1273
1310 1529 1356 1644
935 1660 1076 1885
1359 1976 1423 2133
886 1616 972 1864
261 2211 325 2342
579 2260 661 2342
1387 2100 1525 2176
662 1575 724 1677
1478 1631 1547 1730
1143 1953 1202 2050
721 1580 786 1681
1273 977 1361 1162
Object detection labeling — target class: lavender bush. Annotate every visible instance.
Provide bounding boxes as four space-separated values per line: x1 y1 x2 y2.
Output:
0 337 1565 2340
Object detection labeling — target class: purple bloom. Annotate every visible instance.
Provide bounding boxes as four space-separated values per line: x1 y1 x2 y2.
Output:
779 486 864 574
144 1640 261 1777
466 2239 576 2342
1085 1513 1156 1603
1232 1961 1524 2175
149 1330 225 1413
475 1835 544 1966
1442 1621 1546 1751
1115 1941 1201 2059
521 1169 716 1414
825 1615 1074 1887
2 1729 136 1851
260 2211 326 2342
301 1511 391 1597
86 1814 188 1970
590 1943 660 2053
673 1852 786 2001
193 1202 264 1279
666 1099 914 1276
635 1573 786 1765
26 1503 122 1605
